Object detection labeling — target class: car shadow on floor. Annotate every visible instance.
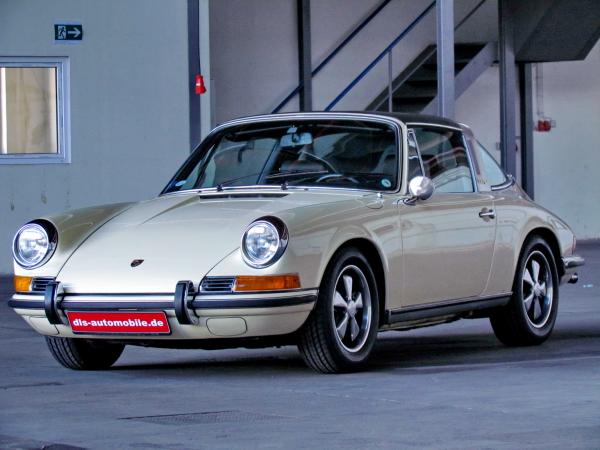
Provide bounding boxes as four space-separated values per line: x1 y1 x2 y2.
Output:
112 322 600 375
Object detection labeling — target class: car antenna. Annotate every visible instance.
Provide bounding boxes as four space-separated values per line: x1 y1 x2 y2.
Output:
216 183 224 192
281 180 288 191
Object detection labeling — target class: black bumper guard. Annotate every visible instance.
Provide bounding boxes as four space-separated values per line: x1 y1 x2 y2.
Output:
174 280 199 325
43 280 200 326
44 281 64 325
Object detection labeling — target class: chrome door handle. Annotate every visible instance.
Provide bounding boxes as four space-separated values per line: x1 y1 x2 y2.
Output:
479 208 495 219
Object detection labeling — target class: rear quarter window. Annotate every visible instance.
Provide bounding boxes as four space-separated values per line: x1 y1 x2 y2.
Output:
474 141 507 187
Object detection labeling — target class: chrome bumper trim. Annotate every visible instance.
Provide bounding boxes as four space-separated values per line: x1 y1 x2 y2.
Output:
562 255 585 271
9 290 318 312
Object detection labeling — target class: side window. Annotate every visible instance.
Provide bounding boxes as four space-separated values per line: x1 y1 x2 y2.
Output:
475 141 507 187
413 127 474 193
407 129 423 179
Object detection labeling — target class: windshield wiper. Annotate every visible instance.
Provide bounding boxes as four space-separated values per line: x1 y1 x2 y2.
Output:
264 169 328 179
214 172 265 191
209 169 329 192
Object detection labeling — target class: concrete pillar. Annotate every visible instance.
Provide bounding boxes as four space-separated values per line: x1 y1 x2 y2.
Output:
498 0 517 176
436 0 455 119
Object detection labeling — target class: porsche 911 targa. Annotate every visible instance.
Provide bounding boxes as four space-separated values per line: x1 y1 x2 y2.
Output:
10 112 584 373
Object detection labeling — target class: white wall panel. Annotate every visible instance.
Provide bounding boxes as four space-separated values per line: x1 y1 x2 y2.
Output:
0 0 190 273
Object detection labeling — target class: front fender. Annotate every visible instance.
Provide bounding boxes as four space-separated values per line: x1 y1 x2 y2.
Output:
206 198 398 302
13 202 135 277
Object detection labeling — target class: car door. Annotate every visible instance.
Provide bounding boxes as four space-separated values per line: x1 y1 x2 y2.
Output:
398 126 496 307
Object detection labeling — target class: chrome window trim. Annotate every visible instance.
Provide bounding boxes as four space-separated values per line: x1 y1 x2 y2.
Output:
409 124 479 194
161 184 399 198
461 133 479 193
161 112 406 196
406 128 426 177
475 140 511 190
490 174 515 191
0 56 71 165
405 121 463 132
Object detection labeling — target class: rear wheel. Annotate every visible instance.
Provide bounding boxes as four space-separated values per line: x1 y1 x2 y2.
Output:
298 248 379 373
490 237 559 346
46 336 124 370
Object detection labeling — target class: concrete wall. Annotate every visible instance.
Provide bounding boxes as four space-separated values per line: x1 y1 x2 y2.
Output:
532 42 600 239
209 0 299 123
0 0 191 273
456 41 600 239
210 0 489 121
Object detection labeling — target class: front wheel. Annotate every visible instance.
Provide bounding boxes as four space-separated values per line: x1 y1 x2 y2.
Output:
46 336 125 370
490 237 559 346
298 248 379 373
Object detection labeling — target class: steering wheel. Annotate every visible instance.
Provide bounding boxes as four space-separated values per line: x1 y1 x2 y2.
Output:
316 173 360 184
300 151 338 173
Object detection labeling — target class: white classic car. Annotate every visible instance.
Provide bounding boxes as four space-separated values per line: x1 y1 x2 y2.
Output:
10 112 583 373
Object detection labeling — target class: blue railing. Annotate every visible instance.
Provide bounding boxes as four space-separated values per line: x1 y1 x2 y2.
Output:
325 1 435 111
325 0 487 111
271 0 392 114
272 0 487 114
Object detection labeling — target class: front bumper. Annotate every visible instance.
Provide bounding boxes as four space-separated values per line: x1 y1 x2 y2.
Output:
9 283 317 340
561 255 585 284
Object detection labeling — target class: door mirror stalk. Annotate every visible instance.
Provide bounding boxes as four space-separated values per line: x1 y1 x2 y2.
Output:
406 176 434 204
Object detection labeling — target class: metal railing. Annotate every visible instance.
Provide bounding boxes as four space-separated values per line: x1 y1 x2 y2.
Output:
325 0 487 111
271 0 487 114
325 1 435 111
271 0 393 114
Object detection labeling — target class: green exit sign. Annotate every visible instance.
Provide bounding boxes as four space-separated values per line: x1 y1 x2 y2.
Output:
54 24 83 42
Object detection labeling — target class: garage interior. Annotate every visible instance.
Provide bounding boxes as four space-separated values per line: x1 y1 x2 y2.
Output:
1 0 599 448
0 0 599 275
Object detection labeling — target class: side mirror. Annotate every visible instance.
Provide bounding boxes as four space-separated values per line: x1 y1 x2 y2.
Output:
408 176 434 202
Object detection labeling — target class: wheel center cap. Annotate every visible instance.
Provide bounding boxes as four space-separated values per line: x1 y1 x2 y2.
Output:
533 284 543 297
347 301 357 317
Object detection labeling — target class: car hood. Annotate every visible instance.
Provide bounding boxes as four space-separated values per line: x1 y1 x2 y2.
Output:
57 189 365 293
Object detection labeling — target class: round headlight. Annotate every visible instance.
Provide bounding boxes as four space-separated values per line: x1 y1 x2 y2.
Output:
13 222 56 269
242 219 288 268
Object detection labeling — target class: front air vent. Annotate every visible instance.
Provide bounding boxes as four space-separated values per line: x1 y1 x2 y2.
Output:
31 277 55 293
198 193 288 200
200 277 235 293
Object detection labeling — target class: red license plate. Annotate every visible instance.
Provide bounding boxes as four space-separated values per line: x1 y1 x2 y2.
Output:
67 311 171 335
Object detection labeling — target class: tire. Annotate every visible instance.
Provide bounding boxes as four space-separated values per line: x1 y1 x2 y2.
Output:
490 236 559 346
45 336 125 370
298 248 379 373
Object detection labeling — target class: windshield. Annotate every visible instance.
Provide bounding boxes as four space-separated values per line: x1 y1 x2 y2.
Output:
163 119 399 194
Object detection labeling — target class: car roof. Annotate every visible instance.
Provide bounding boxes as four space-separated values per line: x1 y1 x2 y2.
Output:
223 111 462 130
362 111 462 129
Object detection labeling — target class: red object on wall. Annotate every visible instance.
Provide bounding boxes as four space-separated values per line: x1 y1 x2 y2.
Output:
195 74 207 94
536 119 552 132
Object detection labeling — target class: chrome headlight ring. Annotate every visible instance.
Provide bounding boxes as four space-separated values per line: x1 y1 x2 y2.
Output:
12 221 58 269
241 218 289 268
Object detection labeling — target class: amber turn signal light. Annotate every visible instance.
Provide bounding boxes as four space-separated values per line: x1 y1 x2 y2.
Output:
14 276 33 293
233 274 301 292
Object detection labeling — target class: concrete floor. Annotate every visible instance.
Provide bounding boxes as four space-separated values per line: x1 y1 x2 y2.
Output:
1 243 599 449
